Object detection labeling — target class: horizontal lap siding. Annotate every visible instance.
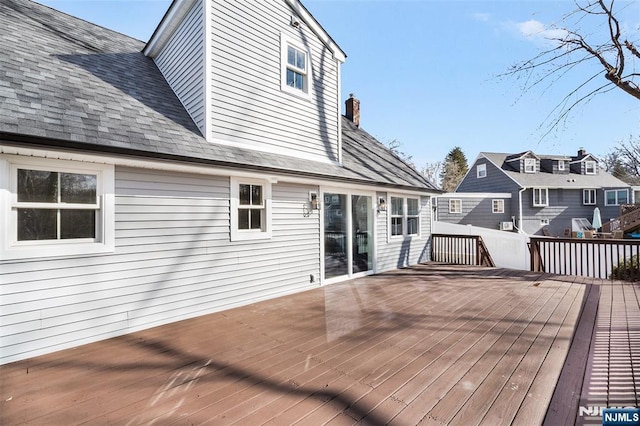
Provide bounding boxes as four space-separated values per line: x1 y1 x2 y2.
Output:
375 194 432 272
0 167 320 364
209 0 339 162
154 1 205 133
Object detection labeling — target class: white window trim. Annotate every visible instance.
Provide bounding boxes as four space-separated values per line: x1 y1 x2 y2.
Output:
389 195 421 239
532 188 548 207
605 189 629 206
492 199 504 214
583 189 596 205
558 161 565 171
524 158 536 173
476 164 486 179
585 160 596 175
280 33 312 100
449 199 462 214
230 176 272 241
1 155 115 260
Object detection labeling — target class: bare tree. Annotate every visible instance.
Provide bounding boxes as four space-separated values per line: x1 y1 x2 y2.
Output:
603 136 640 184
387 138 415 168
421 161 442 188
505 0 639 136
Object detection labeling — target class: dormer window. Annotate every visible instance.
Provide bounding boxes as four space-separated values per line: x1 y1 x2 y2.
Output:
558 161 565 171
281 34 312 99
585 160 596 175
524 158 536 173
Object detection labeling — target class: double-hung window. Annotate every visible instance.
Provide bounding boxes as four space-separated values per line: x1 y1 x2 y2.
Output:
390 196 420 237
583 189 596 205
532 188 548 207
524 158 536 173
230 177 271 241
476 164 486 179
390 197 404 236
585 161 596 174
449 199 462 214
2 155 114 259
281 34 312 98
407 198 419 235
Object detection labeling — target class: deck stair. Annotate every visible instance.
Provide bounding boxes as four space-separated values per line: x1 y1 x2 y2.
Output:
602 204 640 234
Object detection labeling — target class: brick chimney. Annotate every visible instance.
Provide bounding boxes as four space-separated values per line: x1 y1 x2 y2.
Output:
578 148 587 157
345 94 360 127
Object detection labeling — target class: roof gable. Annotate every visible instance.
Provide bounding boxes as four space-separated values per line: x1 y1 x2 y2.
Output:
0 0 433 192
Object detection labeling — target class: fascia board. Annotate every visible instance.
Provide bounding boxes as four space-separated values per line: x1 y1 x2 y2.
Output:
144 0 198 57
285 0 347 62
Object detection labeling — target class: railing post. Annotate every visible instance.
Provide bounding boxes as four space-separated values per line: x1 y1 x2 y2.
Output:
530 238 542 272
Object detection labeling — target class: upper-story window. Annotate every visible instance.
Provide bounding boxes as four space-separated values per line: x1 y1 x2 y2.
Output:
605 189 628 206
585 160 596 175
281 34 312 99
558 161 565 171
477 164 486 179
492 199 504 213
583 189 596 205
524 158 536 173
533 188 548 207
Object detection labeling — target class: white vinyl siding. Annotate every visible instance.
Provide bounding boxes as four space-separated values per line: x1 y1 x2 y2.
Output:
0 167 320 364
154 1 206 134
209 1 340 163
376 194 431 271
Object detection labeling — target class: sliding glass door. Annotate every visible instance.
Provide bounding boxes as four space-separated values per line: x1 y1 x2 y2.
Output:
323 192 373 280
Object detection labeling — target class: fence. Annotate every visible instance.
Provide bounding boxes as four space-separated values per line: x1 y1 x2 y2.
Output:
530 236 640 281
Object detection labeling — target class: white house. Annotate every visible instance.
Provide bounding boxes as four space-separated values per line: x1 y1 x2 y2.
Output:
0 0 439 364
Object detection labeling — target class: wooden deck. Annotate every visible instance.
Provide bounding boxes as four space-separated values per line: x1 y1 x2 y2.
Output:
1 264 638 425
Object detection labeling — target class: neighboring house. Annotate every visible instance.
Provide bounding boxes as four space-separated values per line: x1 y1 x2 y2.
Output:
435 193 513 231
0 0 439 364
453 150 631 235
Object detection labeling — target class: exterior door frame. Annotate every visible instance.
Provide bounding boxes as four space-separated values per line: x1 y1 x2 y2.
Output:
320 186 376 285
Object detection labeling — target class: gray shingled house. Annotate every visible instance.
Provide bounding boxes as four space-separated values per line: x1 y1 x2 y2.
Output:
0 0 439 364
449 150 631 235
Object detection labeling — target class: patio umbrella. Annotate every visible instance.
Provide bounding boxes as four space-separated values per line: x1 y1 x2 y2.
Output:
592 207 602 231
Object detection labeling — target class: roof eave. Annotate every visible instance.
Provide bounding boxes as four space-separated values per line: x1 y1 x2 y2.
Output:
144 0 198 57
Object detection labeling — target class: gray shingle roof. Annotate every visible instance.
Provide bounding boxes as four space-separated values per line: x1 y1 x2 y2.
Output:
0 0 437 192
481 152 630 189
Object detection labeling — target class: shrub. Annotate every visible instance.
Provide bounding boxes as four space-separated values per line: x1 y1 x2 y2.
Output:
610 255 640 281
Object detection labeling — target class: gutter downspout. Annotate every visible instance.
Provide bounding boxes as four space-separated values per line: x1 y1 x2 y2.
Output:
517 187 526 234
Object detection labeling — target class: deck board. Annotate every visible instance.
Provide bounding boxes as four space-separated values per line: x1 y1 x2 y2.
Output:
1 263 638 425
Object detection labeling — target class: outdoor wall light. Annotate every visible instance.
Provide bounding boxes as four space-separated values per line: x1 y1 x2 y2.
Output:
309 191 319 210
377 197 387 213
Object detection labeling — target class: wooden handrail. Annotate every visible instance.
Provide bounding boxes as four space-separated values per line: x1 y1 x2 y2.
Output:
602 204 640 233
529 236 640 281
431 234 495 267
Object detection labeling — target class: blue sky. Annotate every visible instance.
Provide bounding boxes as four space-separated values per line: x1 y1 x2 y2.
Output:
37 0 640 170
